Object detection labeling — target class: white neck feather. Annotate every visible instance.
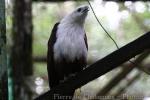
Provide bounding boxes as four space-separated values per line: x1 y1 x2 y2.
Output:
53 21 87 62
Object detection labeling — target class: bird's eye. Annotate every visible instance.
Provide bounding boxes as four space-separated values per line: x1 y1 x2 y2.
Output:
77 8 82 12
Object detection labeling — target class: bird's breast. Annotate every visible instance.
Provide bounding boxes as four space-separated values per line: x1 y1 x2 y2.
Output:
53 25 87 62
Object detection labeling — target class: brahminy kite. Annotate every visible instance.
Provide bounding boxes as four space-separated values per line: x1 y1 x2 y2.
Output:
47 5 89 89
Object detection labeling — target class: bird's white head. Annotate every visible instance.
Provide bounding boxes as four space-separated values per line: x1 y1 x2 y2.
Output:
61 5 89 25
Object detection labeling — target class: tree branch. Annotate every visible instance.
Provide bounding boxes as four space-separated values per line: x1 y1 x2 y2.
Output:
33 56 47 62
96 50 149 96
114 72 141 97
35 32 150 100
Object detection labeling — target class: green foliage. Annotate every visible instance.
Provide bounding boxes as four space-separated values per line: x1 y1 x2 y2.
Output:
122 16 143 41
32 3 58 56
33 62 47 77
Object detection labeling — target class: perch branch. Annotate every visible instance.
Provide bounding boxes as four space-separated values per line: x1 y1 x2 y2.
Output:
35 32 150 100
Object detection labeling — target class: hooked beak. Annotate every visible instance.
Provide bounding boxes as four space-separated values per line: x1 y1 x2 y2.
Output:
82 6 89 13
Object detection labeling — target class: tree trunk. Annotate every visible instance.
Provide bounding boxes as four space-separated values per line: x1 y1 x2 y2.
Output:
0 0 7 100
11 0 33 99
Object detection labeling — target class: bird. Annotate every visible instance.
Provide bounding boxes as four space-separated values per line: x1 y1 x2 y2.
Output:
47 5 89 90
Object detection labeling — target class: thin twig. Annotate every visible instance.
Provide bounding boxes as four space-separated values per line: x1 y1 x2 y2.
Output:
86 0 119 49
86 0 137 65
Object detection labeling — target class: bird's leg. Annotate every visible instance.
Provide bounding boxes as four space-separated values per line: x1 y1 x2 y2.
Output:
68 73 82 98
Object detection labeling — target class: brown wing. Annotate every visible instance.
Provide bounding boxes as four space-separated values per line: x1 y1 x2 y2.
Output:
84 33 88 50
47 22 60 88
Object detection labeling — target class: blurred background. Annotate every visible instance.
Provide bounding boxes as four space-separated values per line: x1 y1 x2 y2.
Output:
6 0 150 100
